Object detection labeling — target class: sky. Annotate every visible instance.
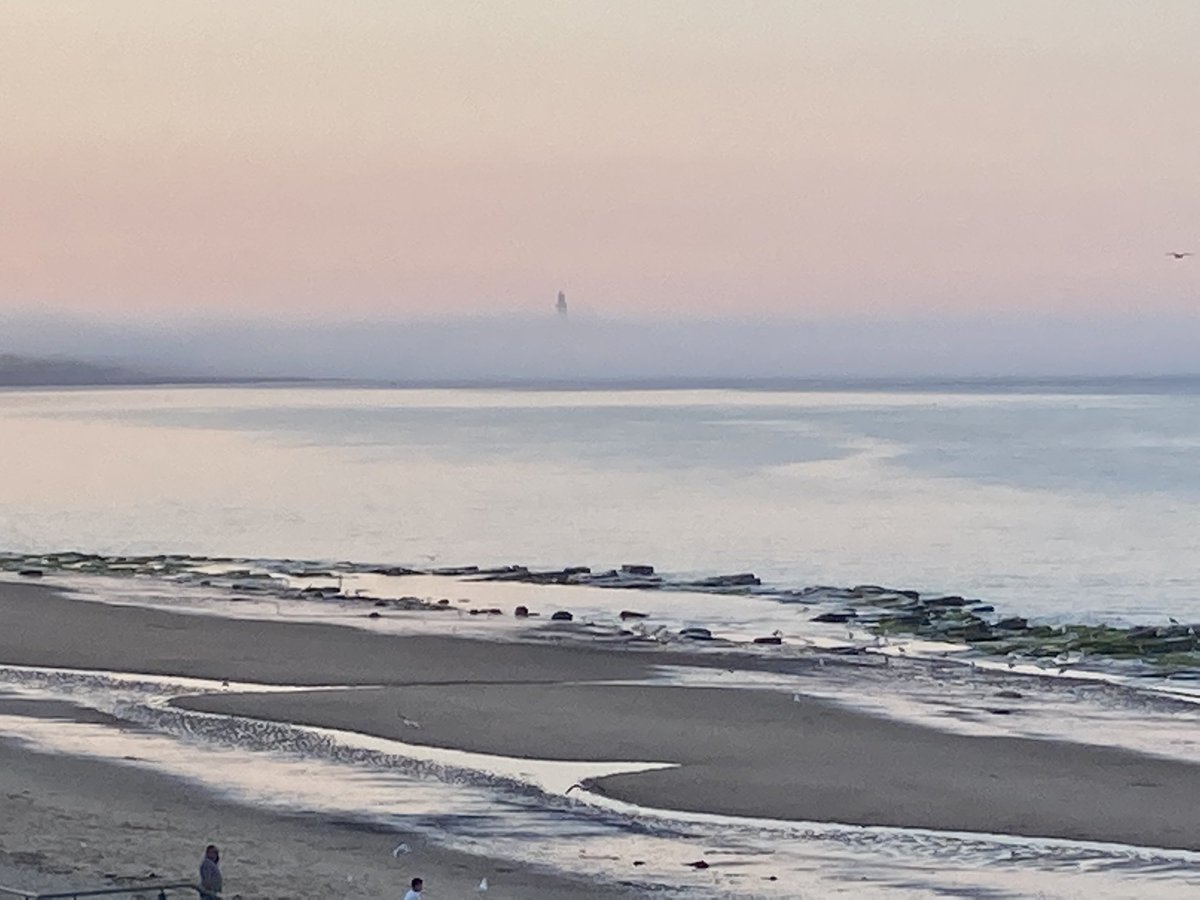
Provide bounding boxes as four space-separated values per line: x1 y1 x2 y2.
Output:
2 1 1199 368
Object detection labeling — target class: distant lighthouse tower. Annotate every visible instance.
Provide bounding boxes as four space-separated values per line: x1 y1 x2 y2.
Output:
556 290 567 317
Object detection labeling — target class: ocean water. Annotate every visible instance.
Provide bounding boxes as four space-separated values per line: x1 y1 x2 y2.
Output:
1 382 1199 624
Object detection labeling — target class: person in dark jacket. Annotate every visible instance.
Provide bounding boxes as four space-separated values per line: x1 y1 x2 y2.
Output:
199 844 222 899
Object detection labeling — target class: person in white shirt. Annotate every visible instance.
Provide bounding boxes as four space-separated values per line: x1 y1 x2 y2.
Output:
404 876 424 899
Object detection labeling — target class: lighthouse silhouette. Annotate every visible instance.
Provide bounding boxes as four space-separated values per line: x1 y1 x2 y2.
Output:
556 290 567 317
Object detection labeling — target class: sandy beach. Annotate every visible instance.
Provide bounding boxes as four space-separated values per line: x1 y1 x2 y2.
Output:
0 699 616 898
181 680 1200 851
3 579 1200 897
0 583 636 897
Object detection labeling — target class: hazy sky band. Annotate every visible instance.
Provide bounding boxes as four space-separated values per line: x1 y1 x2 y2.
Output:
3 1 1198 319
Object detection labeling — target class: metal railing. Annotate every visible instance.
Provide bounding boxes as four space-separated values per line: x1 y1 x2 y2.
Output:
0 883 213 899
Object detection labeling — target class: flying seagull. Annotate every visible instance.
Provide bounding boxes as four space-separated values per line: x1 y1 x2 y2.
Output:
1166 251 1194 259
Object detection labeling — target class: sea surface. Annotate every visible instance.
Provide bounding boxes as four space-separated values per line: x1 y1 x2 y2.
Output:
2 381 1199 625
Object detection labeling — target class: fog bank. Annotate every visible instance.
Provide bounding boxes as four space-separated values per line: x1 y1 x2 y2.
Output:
3 311 1198 382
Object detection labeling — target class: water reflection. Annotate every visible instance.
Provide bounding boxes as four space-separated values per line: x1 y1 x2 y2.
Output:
2 664 1199 899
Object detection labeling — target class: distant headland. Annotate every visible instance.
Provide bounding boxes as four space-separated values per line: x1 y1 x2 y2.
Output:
0 354 305 388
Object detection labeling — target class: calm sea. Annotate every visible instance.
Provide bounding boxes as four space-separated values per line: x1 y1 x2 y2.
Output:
2 382 1198 624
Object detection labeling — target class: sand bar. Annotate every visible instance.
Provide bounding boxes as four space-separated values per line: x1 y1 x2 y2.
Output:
181 680 1200 852
4 580 1200 857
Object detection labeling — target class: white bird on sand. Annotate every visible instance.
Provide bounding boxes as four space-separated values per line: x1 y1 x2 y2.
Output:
477 877 489 891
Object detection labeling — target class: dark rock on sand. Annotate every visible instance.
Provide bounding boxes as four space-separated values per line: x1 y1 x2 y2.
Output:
514 605 530 618
690 573 760 588
301 586 341 597
621 564 655 576
679 627 713 640
753 635 784 645
18 569 43 578
812 611 856 623
582 572 663 589
619 610 649 620
550 611 574 622
851 585 920 601
432 566 481 576
925 595 968 608
478 567 590 585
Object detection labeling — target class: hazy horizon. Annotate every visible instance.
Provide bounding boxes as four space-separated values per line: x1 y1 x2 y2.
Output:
3 2 1198 375
4 308 1200 382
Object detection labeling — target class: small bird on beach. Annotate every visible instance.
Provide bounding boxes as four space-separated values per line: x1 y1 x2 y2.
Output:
1166 251 1194 259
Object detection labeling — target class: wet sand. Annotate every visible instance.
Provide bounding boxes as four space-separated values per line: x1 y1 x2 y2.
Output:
0 702 618 898
0 580 661 685
182 681 1200 852
3 579 1200 869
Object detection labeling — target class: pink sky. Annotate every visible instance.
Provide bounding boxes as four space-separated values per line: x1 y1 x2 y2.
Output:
3 1 1198 320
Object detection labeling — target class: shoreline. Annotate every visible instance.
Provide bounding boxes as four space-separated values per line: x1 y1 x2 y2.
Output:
0 706 617 898
5 550 1197 678
3 582 1199 856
